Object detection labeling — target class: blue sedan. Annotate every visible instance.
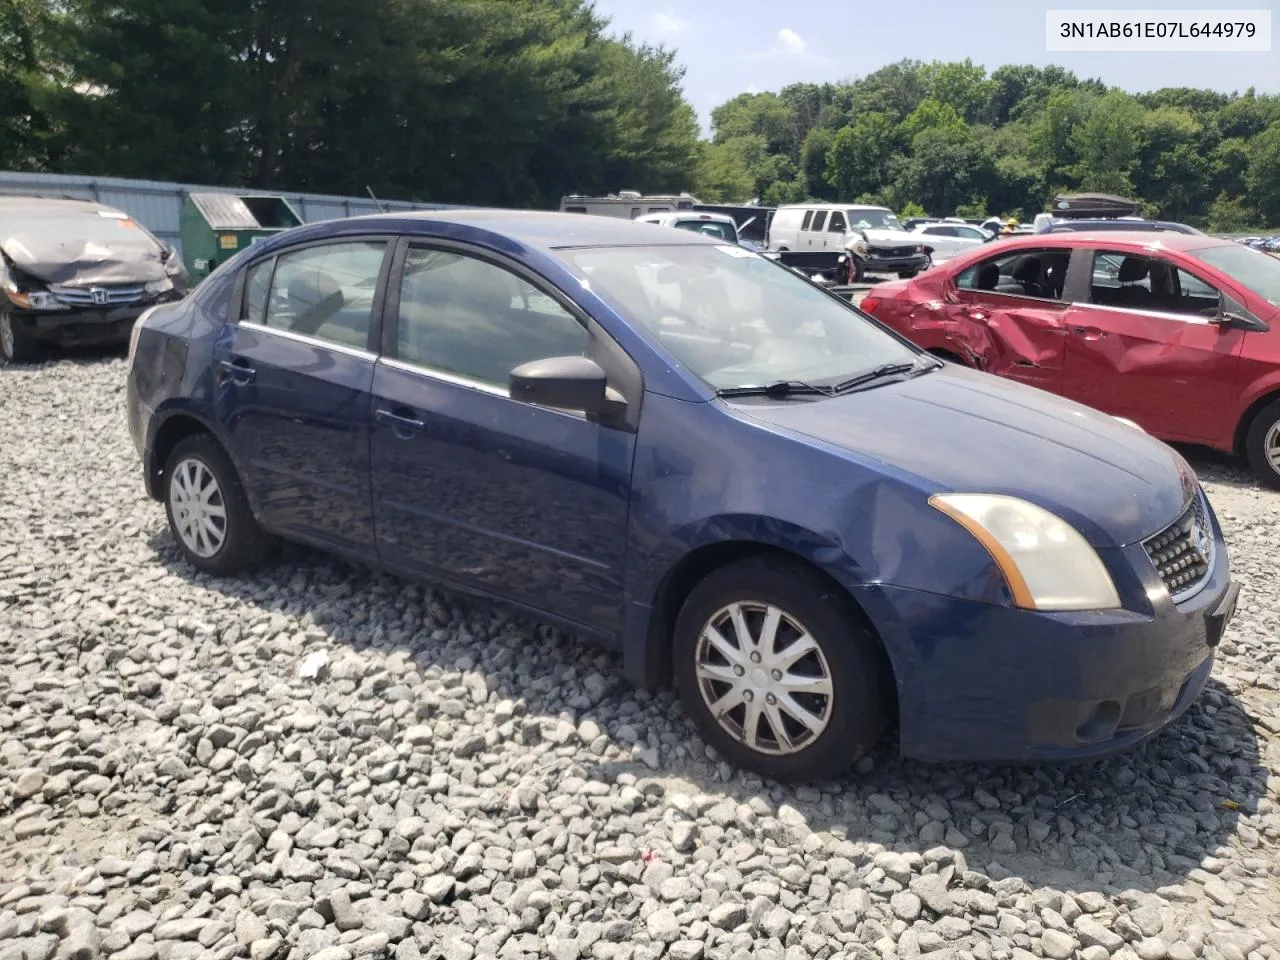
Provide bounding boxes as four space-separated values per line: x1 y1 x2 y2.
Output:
125 211 1240 782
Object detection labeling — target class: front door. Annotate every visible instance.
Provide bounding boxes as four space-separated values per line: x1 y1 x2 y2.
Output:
946 245 1076 393
369 242 637 634
212 237 391 551
1060 249 1246 443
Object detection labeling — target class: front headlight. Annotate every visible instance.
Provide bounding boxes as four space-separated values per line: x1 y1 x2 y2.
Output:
849 239 869 256
4 287 69 311
145 277 174 295
930 493 1121 611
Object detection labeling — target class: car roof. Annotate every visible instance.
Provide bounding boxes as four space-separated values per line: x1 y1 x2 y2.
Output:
992 231 1227 254
777 203 890 211
293 209 720 252
0 195 127 218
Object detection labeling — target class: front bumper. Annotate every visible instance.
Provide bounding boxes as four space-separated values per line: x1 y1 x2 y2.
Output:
11 297 177 345
861 531 1237 763
858 252 930 273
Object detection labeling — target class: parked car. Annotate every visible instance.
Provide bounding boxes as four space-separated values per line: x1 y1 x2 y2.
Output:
126 211 1237 781
0 195 189 363
635 211 742 244
767 203 931 281
859 231 1280 487
1046 217 1203 236
910 221 993 261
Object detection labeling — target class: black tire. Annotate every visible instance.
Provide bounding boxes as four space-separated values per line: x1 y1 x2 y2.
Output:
0 310 44 365
163 433 275 576
673 555 892 782
1244 398 1280 490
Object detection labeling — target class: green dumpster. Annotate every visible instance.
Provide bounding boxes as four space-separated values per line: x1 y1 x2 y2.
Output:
180 193 303 283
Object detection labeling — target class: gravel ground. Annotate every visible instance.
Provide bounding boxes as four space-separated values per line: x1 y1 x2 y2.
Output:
1 355 1278 960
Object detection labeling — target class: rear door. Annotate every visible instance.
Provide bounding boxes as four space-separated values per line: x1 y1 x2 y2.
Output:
805 210 828 251
1060 248 1246 443
945 245 1077 393
214 237 392 551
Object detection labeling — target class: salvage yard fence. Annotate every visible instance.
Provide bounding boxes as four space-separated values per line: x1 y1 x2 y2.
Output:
0 170 468 260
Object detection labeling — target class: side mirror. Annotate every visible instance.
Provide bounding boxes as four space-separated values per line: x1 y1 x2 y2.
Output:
509 355 612 414
1214 311 1269 333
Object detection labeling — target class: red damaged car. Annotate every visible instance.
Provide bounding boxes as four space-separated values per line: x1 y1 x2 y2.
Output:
859 232 1280 487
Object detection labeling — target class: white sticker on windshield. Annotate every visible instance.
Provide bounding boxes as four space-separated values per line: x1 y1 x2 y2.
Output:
713 244 757 258
97 210 130 219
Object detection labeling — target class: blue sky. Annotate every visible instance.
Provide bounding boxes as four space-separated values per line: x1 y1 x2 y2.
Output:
592 0 1280 133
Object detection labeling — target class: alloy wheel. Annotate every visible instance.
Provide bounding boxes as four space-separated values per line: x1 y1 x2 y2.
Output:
693 601 833 755
1266 421 1280 475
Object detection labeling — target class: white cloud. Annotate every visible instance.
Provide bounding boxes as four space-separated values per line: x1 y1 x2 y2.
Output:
776 28 806 54
649 11 690 36
749 27 828 62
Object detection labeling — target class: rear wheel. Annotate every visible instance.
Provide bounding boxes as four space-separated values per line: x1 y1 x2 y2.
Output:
1245 398 1280 490
673 556 892 782
0 311 43 365
163 434 276 575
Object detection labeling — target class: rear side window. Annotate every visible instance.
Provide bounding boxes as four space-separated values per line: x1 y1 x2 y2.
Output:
259 240 388 349
956 248 1073 301
810 211 828 231
800 211 813 230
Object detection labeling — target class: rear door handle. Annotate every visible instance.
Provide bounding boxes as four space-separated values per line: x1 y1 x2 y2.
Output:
218 358 256 383
1072 326 1107 340
375 407 426 437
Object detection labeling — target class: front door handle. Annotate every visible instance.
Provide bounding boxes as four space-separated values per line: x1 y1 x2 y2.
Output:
218 358 256 383
375 407 425 438
1072 325 1107 340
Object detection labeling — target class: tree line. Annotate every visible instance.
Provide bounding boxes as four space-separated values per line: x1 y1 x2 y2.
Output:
696 60 1280 230
3 1 1279 228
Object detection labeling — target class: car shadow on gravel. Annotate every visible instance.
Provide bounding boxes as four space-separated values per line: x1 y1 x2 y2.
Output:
146 530 1268 902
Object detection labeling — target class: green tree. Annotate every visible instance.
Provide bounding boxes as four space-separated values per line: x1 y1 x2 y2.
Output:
1246 124 1280 225
825 112 897 201
920 59 990 123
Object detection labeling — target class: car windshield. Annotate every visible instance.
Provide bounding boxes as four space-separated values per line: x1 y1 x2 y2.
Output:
673 220 737 242
847 209 902 231
1191 243 1280 308
557 244 919 390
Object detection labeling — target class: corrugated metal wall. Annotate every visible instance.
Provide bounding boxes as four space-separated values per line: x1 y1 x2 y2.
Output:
0 170 470 257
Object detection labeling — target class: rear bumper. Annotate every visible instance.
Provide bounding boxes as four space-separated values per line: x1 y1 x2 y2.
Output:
861 536 1237 763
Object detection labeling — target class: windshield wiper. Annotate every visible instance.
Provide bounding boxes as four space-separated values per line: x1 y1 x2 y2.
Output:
831 356 941 394
716 379 836 399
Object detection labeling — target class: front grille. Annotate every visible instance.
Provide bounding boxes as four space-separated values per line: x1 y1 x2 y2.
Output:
50 283 145 306
870 245 917 258
1142 492 1213 600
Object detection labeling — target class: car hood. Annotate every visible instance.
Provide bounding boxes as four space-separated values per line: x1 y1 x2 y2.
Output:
731 365 1197 548
1 232 168 285
853 229 923 247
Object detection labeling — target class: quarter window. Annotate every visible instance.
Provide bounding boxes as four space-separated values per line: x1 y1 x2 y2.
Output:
257 241 387 349
394 247 588 387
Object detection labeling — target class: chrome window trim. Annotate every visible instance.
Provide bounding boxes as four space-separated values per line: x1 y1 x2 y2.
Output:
378 356 589 422
239 320 377 360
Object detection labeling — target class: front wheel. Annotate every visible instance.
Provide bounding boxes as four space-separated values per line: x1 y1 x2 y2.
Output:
1245 398 1280 490
163 434 276 576
673 556 892 782
0 311 43 365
